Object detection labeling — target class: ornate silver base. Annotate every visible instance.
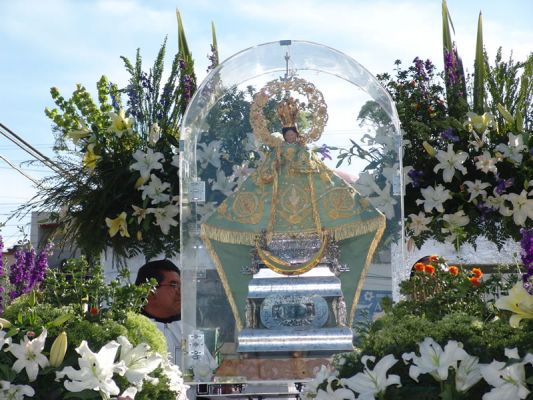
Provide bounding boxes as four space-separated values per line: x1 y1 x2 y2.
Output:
237 327 353 353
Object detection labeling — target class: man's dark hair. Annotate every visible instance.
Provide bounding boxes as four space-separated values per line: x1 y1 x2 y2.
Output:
135 259 180 286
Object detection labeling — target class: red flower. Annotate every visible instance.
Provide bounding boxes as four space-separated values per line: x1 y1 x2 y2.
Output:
90 306 99 316
471 268 483 279
448 266 459 276
429 255 439 262
469 277 480 287
424 264 435 275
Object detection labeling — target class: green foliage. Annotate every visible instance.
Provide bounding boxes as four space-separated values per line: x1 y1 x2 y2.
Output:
123 311 167 356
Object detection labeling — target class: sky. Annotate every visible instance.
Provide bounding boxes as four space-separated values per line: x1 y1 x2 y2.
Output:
0 0 532 248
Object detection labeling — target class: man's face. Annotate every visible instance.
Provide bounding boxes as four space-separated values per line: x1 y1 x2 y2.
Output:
147 270 181 319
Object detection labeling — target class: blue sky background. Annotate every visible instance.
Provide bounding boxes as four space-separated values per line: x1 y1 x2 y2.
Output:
0 0 532 247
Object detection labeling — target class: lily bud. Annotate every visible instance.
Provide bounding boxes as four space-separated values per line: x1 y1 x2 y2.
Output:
422 141 437 157
50 331 68 367
0 317 11 329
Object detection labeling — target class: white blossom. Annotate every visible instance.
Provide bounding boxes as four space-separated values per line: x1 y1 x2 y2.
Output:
506 190 533 226
433 144 468 182
463 180 490 202
456 354 482 392
475 151 498 174
416 185 452 213
480 348 533 400
0 380 35 400
402 338 467 382
441 210 470 242
341 354 401 399
56 340 126 398
209 169 237 197
495 133 527 164
408 212 432 236
139 174 171 204
8 329 49 382
197 140 222 169
367 182 397 219
117 336 162 387
130 149 164 180
152 204 179 235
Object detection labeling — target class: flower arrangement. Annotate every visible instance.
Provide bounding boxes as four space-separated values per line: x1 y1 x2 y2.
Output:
0 255 188 400
304 227 533 399
336 1 533 250
17 12 218 261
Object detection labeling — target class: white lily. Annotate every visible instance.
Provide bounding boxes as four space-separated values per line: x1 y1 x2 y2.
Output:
131 205 151 224
0 380 35 400
209 169 237 197
152 204 179 235
231 163 253 186
367 182 397 219
9 329 49 382
315 378 355 400
197 140 222 169
117 336 162 387
480 348 533 400
56 340 126 398
495 133 527 164
456 353 482 392
341 354 401 399
433 144 468 182
506 190 533 226
354 172 381 197
416 185 452 213
402 337 467 382
130 149 164 180
302 365 338 398
475 151 498 175
160 359 188 399
139 174 171 205
463 180 490 202
408 212 432 236
486 190 512 216
441 210 470 242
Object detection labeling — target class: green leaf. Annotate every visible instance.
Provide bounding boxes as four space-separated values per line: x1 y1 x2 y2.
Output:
473 12 484 114
46 313 72 328
442 0 454 54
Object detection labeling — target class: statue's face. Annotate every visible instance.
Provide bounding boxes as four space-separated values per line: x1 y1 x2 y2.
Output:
284 129 298 144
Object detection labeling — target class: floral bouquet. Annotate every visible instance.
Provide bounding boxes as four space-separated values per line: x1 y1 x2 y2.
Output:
17 12 218 261
0 254 188 400
302 230 533 400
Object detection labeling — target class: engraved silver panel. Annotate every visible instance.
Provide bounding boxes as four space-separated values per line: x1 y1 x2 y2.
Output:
260 294 329 330
247 276 343 298
237 327 353 352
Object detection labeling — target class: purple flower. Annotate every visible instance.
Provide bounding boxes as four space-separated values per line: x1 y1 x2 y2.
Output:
495 175 514 195
444 49 457 85
475 201 494 220
521 228 533 269
440 128 459 142
315 144 332 161
206 44 219 73
407 169 424 188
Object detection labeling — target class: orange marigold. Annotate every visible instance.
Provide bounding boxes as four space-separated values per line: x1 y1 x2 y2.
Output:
471 268 483 279
414 262 425 272
424 264 435 274
469 277 480 286
429 255 439 262
448 266 459 276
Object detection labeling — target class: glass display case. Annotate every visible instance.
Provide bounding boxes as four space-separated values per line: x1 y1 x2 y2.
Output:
179 40 403 391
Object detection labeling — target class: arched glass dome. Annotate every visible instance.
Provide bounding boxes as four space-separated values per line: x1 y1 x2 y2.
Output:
179 40 404 381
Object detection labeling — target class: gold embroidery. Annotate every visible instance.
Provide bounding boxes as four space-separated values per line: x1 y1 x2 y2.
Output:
232 192 263 224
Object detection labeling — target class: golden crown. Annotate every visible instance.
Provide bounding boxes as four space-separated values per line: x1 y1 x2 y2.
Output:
276 97 299 128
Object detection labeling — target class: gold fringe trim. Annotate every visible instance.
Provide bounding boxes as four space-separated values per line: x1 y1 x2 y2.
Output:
201 213 386 246
308 172 322 233
349 213 387 324
201 233 244 331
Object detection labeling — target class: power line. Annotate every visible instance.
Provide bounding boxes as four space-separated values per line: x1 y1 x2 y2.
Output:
0 154 39 185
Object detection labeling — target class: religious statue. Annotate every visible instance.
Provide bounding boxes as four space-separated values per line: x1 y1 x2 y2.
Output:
201 77 385 350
